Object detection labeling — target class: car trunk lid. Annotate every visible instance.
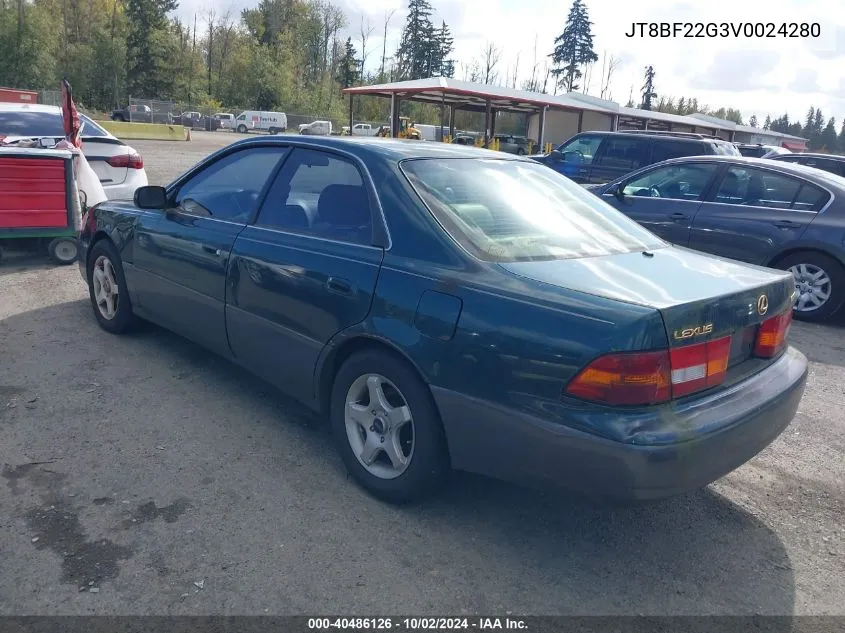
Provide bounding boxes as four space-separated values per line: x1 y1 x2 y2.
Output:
499 246 795 356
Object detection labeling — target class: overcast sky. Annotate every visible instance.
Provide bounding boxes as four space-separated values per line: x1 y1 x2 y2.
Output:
177 0 845 124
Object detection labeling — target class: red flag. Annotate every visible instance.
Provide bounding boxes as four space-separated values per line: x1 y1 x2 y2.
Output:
61 79 82 148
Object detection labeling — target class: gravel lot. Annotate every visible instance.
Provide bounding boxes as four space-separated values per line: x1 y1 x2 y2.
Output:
1 132 844 616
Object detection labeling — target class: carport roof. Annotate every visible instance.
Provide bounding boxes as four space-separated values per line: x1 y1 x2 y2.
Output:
342 77 619 115
618 106 724 131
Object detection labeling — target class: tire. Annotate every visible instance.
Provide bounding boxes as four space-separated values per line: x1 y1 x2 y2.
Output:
517 147 526 155
237 124 248 134
47 237 78 265
86 240 135 334
331 350 450 504
112 115 125 122
268 127 278 135
773 251 845 322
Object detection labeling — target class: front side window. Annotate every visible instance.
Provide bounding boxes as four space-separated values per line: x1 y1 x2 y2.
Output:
555 134 603 165
401 158 665 263
593 138 649 170
174 147 285 223
622 163 720 201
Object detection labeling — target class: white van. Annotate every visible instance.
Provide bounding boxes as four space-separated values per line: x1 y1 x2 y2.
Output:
234 110 288 134
214 112 234 130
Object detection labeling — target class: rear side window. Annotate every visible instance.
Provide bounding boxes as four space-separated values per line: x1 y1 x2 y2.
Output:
593 137 649 170
650 140 707 162
256 148 372 245
796 157 845 177
713 165 828 211
0 110 109 138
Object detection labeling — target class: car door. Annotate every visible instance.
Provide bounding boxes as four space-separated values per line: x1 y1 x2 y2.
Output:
601 162 721 245
544 134 604 182
587 136 651 184
226 147 385 402
131 146 287 357
688 164 827 265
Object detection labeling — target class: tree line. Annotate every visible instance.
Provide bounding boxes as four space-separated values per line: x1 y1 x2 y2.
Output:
1 0 840 149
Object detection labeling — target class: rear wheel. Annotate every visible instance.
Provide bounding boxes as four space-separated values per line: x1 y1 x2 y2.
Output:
268 127 278 135
47 237 78 265
87 240 135 334
331 350 450 504
774 251 845 322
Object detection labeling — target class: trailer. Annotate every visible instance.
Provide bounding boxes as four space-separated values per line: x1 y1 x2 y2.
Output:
0 147 81 265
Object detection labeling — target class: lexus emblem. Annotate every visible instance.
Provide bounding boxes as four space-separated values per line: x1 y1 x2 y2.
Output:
757 294 769 316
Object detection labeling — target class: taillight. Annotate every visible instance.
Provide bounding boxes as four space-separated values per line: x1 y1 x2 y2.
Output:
754 309 792 358
565 350 671 406
669 336 731 397
566 336 732 406
107 153 144 169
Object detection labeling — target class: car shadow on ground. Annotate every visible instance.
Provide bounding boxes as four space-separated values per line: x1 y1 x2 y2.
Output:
0 251 66 277
1 299 799 616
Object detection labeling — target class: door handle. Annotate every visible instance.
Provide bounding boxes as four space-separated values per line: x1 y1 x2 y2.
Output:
326 277 353 295
774 220 801 229
669 212 688 221
202 244 222 256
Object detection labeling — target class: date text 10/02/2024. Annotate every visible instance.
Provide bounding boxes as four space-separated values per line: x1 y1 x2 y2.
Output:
307 618 528 630
625 22 820 38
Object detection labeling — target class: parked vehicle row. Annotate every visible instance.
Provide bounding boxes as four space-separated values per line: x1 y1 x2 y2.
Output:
77 136 807 505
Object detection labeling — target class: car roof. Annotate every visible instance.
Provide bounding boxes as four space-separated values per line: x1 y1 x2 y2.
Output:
0 102 63 114
578 130 721 143
772 153 845 161
225 135 527 162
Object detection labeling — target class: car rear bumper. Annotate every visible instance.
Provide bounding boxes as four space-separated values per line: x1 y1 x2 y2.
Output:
432 347 808 500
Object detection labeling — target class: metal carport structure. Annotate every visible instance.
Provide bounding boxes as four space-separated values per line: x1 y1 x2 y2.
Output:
341 77 618 148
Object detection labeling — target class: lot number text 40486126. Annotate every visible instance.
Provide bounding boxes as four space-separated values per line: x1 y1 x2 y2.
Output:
625 22 820 38
307 618 528 630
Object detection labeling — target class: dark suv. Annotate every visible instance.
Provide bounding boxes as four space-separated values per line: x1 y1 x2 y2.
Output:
768 153 845 177
531 130 740 184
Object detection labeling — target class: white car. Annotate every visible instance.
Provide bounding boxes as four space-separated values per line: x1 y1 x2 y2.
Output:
0 103 148 200
298 120 332 136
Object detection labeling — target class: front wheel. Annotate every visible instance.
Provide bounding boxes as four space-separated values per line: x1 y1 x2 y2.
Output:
775 251 845 322
331 350 450 504
237 124 248 134
87 240 135 334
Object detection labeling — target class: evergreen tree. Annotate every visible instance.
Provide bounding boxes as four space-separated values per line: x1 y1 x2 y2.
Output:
395 0 434 80
803 106 815 136
813 108 824 136
839 120 845 151
820 117 838 152
676 96 686 115
641 65 656 110
763 115 771 130
126 0 180 98
436 21 455 77
336 37 359 88
550 0 598 93
749 114 758 127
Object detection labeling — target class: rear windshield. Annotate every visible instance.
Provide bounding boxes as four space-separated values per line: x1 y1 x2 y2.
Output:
401 158 665 263
713 141 741 156
0 110 111 138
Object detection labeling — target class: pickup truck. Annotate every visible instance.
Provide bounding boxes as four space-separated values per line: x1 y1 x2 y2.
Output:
341 123 378 136
110 105 171 124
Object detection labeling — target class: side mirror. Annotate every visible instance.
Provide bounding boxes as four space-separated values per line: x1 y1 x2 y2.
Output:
610 183 626 200
134 185 168 209
550 149 564 161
